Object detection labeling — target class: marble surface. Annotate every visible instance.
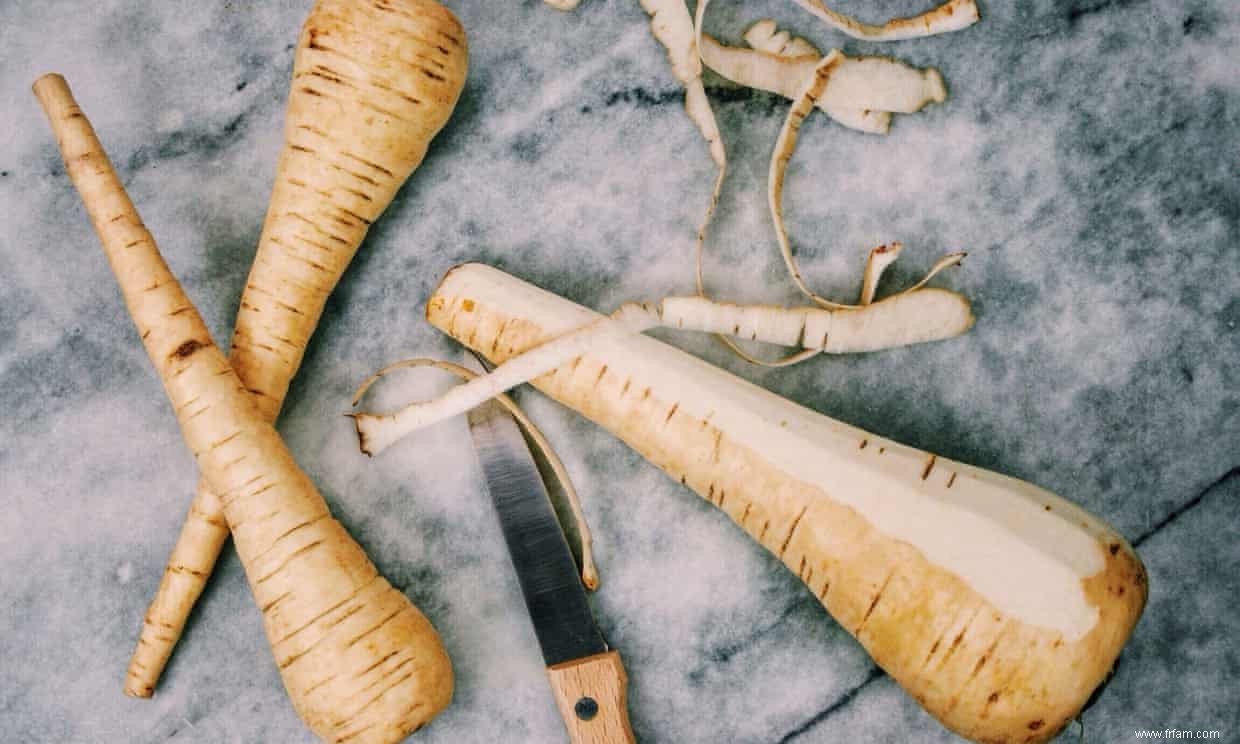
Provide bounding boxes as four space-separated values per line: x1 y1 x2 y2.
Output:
2 0 1238 742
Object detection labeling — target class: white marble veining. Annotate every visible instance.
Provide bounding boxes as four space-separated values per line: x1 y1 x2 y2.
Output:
1 1 1237 742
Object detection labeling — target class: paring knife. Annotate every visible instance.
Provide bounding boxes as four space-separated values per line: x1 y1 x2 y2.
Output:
463 351 636 744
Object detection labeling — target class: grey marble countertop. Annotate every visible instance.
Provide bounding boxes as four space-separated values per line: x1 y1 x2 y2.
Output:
2 1 1237 742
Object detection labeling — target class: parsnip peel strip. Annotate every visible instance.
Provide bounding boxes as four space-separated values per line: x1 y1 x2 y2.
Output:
700 33 890 135
899 251 968 294
770 51 851 310
744 19 819 58
639 0 724 167
699 34 946 120
791 0 980 41
636 0 730 339
351 290 972 452
768 52 964 312
350 357 600 590
860 242 903 305
638 2 964 367
542 0 581 10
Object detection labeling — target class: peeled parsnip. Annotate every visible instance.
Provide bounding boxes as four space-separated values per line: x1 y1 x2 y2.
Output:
35 74 451 744
126 0 468 697
413 264 1143 743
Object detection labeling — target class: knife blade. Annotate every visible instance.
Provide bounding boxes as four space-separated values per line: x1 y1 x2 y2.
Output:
463 351 636 744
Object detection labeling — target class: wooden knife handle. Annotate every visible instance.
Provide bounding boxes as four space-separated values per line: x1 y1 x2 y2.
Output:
547 650 636 744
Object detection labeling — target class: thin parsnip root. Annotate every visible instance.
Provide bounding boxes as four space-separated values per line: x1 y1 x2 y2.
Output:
791 0 980 41
126 0 468 697
36 75 452 744
352 288 971 453
350 358 599 590
409 264 1144 744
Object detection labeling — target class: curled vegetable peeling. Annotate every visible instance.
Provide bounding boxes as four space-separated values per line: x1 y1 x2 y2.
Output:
791 0 980 41
351 358 599 590
698 30 947 135
406 263 1145 744
768 51 965 311
350 288 971 449
743 18 819 57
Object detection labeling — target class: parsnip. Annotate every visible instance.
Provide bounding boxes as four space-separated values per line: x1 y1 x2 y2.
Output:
351 357 600 590
126 0 468 697
35 74 452 744
415 263 1144 743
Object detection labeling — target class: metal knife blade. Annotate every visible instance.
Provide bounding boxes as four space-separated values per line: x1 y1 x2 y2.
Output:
463 352 608 667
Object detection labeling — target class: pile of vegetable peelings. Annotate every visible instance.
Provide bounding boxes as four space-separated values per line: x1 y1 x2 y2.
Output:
34 0 1147 742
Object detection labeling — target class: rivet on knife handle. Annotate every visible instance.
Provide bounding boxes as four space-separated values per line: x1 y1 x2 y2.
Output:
547 650 636 744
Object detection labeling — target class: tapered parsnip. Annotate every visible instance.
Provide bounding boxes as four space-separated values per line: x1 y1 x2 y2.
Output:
35 74 452 744
413 264 1142 743
126 0 468 697
791 0 980 41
